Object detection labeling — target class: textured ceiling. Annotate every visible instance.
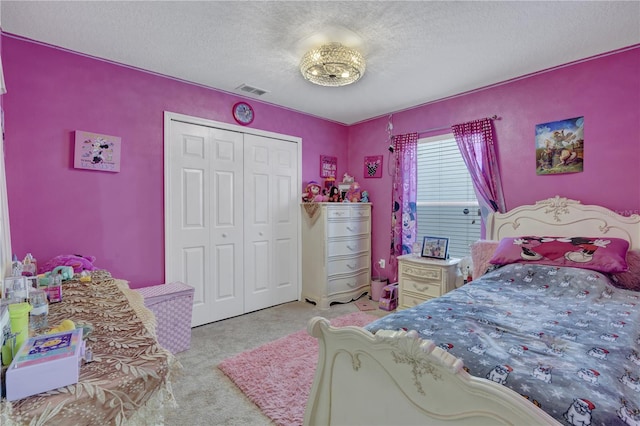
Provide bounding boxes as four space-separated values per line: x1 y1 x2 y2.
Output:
1 1 639 125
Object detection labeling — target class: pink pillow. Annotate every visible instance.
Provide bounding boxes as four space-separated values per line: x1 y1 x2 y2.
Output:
489 236 629 273
610 250 640 291
471 240 500 279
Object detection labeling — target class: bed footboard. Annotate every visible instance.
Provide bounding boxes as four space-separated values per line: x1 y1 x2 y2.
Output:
304 317 560 426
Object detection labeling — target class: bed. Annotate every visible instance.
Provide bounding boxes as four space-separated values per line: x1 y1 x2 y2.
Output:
305 196 640 425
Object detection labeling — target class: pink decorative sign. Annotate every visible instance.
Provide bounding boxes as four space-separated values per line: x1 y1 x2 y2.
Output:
320 155 337 178
74 130 121 172
364 155 383 178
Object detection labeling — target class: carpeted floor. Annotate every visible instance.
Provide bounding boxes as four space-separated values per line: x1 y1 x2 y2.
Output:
164 299 388 426
218 311 378 426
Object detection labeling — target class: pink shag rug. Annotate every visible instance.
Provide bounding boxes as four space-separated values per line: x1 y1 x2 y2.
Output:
218 311 377 426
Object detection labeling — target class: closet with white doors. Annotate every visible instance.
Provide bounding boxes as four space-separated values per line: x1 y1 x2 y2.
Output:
164 112 300 327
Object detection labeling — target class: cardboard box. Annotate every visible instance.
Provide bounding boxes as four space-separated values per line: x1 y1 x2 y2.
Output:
5 328 84 401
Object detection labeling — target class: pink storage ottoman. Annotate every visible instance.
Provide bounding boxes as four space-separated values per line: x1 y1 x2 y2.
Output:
135 282 194 354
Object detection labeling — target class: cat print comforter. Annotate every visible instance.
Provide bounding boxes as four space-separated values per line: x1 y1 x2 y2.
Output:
366 263 640 425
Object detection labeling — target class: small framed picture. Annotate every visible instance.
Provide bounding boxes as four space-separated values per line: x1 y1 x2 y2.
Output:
421 236 449 260
363 155 383 178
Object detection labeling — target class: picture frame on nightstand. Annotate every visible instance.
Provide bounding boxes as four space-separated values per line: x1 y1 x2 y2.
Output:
421 236 449 260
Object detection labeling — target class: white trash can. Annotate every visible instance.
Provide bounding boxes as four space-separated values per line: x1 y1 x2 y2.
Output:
370 277 388 302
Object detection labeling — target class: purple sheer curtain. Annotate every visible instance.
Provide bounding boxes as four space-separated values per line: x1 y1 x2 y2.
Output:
452 119 506 219
390 132 418 282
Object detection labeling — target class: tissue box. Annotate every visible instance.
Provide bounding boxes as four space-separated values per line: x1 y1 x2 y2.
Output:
135 282 194 354
5 328 84 401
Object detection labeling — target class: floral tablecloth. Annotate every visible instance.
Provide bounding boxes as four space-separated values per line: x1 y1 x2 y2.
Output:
1 270 180 425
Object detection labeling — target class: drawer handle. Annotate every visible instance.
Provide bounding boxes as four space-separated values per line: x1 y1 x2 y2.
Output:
346 226 355 232
335 212 345 216
346 281 357 288
346 245 356 251
346 263 356 269
412 283 429 292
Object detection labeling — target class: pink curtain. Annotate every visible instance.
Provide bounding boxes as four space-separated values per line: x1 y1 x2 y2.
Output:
390 132 418 282
452 119 506 218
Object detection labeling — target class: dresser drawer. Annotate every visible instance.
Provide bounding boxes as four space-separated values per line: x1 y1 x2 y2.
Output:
401 277 442 298
327 253 369 276
326 206 351 219
326 205 370 219
327 237 368 256
400 262 442 281
350 206 370 219
328 271 369 295
327 219 369 237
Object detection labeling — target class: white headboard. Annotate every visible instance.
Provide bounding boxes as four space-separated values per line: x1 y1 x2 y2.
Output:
486 196 640 250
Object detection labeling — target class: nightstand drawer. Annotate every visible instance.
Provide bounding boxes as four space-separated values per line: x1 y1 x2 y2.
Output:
400 262 442 281
328 254 369 276
399 292 431 309
402 278 442 298
327 220 368 237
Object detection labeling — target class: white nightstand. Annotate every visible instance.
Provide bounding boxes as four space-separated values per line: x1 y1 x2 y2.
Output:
397 254 461 310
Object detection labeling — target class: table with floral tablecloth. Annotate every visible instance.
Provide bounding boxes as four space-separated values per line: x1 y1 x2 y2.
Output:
1 270 180 425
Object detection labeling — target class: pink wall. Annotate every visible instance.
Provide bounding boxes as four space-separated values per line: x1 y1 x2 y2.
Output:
2 35 639 288
348 46 640 280
2 36 348 288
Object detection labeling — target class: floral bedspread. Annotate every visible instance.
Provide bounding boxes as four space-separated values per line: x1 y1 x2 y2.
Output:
1 271 178 426
366 263 640 425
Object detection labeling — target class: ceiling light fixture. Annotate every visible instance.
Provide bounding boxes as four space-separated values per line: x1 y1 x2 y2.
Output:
300 42 366 87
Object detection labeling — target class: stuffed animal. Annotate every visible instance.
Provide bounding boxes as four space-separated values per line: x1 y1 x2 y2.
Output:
37 265 75 286
303 181 328 202
360 191 369 203
39 254 98 274
328 186 341 202
345 182 362 203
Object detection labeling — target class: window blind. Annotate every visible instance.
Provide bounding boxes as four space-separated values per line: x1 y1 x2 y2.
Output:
416 136 480 258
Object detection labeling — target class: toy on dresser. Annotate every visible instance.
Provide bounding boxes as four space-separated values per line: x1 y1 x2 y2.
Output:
302 181 328 202
344 181 362 203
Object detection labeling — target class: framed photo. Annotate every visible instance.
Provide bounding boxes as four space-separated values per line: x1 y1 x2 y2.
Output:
421 236 449 260
363 155 383 178
320 155 337 179
535 116 584 175
74 130 122 172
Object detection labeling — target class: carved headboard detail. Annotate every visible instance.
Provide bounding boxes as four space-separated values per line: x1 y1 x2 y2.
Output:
486 196 640 250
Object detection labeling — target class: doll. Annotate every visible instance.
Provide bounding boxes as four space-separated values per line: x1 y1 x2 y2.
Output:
303 180 328 203
328 186 341 202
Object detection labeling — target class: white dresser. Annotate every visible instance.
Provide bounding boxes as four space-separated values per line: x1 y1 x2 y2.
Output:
301 203 371 309
397 254 460 310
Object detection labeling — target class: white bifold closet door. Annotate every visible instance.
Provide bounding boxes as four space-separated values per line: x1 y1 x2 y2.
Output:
166 119 299 327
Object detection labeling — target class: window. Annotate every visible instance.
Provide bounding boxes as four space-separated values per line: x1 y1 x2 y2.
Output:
416 134 480 259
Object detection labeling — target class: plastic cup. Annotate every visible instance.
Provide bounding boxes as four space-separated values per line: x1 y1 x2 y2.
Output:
9 302 32 356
